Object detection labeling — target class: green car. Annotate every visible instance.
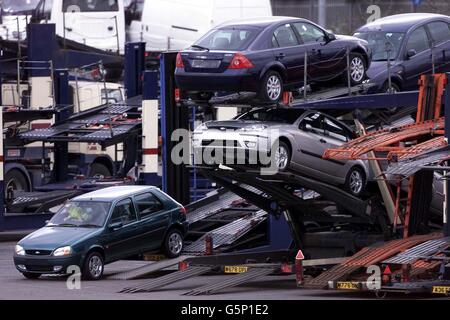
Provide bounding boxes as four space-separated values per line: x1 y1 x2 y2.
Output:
14 186 188 280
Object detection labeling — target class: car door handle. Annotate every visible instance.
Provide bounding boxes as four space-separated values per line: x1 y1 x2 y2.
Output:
276 53 286 60
319 138 327 144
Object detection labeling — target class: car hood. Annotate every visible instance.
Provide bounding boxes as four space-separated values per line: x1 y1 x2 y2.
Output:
19 227 101 250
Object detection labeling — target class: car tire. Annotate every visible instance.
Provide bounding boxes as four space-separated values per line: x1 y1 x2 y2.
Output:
382 81 400 93
345 166 366 197
22 272 41 280
82 252 104 281
163 229 184 258
89 163 111 178
5 169 30 194
346 53 366 86
272 141 291 172
260 70 283 103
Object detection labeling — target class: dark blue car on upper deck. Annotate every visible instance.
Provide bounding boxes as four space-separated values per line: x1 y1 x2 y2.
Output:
175 16 371 103
354 13 450 93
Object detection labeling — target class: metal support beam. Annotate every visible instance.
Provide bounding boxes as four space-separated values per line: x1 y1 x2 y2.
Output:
160 52 190 205
124 42 146 99
52 69 70 183
0 110 4 231
445 73 450 237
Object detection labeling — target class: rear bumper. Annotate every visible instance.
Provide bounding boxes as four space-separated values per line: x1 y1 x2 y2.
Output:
14 254 83 274
175 69 260 93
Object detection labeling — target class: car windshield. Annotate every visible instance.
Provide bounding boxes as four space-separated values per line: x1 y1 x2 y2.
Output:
193 27 260 51
354 31 405 61
0 0 40 15
237 109 304 124
48 201 112 227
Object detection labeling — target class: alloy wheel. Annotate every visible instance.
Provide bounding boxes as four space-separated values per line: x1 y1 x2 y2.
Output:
168 232 183 255
266 75 281 101
349 170 363 195
274 145 289 170
88 255 103 278
350 57 365 83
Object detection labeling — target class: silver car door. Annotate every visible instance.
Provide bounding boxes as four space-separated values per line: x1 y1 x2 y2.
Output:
321 116 352 179
293 112 327 173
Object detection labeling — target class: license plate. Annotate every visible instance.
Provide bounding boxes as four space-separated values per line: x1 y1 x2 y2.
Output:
224 266 248 274
336 282 359 290
432 286 450 294
191 59 221 68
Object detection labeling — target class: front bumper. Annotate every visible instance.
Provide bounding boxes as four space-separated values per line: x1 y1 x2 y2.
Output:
14 254 83 274
192 131 273 166
175 69 259 93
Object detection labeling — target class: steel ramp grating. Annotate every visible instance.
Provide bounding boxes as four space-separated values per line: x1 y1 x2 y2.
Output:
383 237 450 265
110 255 191 280
119 266 213 293
186 192 243 224
184 267 276 296
183 210 267 254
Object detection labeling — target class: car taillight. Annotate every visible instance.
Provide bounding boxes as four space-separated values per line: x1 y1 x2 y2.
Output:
180 206 187 215
176 52 185 68
228 52 254 69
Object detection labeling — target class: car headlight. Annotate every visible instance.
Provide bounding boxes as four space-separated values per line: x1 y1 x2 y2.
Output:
239 125 267 132
52 246 72 257
15 245 25 256
194 123 208 133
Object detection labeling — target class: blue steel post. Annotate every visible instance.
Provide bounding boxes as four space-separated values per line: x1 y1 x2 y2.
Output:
27 23 55 77
445 74 450 237
124 42 146 99
53 69 70 182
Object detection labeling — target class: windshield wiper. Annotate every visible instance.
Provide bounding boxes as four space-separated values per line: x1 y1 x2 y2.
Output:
191 45 210 51
52 223 79 227
78 224 102 228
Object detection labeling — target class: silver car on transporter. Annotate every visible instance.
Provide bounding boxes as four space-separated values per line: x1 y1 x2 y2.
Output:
192 108 370 197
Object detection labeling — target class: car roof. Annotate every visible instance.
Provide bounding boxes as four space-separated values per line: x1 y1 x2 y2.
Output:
356 13 450 33
73 186 158 202
217 16 307 29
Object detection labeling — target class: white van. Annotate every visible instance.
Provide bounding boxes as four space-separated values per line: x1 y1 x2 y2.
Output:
0 0 40 41
126 0 272 51
33 0 126 54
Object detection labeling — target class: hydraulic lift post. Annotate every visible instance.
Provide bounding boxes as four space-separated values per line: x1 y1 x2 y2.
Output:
124 42 146 99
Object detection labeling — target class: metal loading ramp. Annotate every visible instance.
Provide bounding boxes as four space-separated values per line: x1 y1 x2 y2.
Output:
183 210 267 254
302 233 443 289
118 266 214 293
110 255 192 280
186 190 244 225
184 266 278 296
19 98 142 147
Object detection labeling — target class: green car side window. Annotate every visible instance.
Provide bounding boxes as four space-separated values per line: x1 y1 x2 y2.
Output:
110 198 137 226
135 193 163 219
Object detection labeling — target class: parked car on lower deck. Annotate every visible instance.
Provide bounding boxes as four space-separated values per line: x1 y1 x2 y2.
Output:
354 13 450 93
193 108 370 197
13 186 188 280
175 16 371 103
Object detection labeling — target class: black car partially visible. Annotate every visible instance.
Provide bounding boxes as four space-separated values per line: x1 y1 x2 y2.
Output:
175 16 371 103
354 13 450 93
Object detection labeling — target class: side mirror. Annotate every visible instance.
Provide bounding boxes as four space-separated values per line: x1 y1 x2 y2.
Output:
406 49 417 59
109 222 123 231
326 33 336 42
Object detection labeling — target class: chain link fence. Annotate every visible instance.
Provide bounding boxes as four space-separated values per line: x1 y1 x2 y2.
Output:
271 0 450 35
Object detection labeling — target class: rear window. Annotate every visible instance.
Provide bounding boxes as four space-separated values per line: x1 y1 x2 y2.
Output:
194 28 260 51
238 109 304 124
63 0 119 12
